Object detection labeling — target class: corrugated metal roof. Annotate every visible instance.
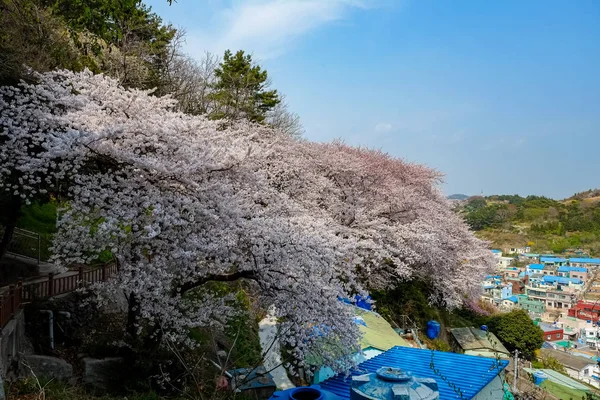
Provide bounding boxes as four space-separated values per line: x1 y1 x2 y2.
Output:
557 266 588 272
449 327 510 355
523 368 591 391
569 258 600 264
540 348 596 371
541 257 567 263
318 346 509 400
528 264 544 270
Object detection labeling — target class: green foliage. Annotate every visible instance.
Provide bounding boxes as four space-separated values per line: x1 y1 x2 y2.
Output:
460 191 600 256
531 356 566 374
189 281 262 368
209 50 280 124
487 310 543 360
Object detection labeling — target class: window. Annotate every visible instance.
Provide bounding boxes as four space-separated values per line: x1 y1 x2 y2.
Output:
547 335 551 340
584 369 589 376
556 333 560 338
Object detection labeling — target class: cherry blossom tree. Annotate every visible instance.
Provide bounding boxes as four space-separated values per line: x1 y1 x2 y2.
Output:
0 69 494 372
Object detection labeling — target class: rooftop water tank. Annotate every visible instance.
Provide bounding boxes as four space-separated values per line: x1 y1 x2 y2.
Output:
350 366 439 400
426 321 440 340
269 385 342 400
532 371 548 386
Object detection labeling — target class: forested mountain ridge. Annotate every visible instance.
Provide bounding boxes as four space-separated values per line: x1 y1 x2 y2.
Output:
457 190 600 255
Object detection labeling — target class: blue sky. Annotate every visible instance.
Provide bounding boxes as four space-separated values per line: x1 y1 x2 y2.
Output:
146 0 600 199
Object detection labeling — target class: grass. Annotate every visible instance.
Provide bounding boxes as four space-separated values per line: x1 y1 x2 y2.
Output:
7 377 177 400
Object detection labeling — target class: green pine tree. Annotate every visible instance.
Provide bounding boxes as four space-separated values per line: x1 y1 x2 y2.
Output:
209 50 280 124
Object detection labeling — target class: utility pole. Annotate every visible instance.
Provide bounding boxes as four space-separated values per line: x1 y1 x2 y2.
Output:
512 349 519 394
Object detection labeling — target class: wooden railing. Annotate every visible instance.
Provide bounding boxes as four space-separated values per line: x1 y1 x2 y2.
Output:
0 264 117 329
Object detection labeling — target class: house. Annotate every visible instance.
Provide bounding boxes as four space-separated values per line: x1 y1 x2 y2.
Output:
509 247 527 255
492 282 513 300
517 294 545 314
491 249 502 258
568 300 600 323
538 322 564 342
539 348 600 388
522 253 540 261
507 275 528 295
525 278 579 312
542 264 557 276
569 258 600 269
498 256 514 269
319 346 510 400
448 327 510 359
540 257 568 267
557 266 588 282
526 264 544 274
501 295 519 311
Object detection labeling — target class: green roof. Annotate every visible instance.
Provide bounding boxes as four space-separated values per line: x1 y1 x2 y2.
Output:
355 308 409 351
449 327 510 356
304 307 409 367
523 368 591 391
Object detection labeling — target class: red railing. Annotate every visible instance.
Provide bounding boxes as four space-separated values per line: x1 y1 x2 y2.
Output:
0 264 117 329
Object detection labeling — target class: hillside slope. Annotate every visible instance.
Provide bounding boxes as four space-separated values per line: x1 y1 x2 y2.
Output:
457 192 600 256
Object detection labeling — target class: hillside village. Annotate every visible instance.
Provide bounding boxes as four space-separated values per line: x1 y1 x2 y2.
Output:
1 1 599 400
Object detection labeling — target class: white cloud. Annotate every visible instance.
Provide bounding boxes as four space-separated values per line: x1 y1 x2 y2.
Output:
184 0 371 59
374 122 392 133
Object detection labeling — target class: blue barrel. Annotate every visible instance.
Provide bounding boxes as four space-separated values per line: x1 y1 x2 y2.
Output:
532 371 548 386
426 321 441 340
269 385 341 400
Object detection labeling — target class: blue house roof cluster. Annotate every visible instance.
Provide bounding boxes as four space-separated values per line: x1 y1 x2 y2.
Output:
318 346 509 400
569 258 600 264
557 266 587 273
542 275 582 285
540 257 567 263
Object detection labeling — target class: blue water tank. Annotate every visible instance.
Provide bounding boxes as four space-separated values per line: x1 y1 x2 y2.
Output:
269 385 341 400
532 371 548 386
351 367 439 400
481 325 488 331
426 321 440 340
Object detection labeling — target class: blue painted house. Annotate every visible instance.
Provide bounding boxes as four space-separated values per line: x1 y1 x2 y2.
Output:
569 258 600 267
318 346 509 400
540 257 568 266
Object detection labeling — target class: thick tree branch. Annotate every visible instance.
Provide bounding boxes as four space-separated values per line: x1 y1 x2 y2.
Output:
178 270 257 295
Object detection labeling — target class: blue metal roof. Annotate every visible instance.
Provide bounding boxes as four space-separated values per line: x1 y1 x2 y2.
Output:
506 296 519 303
491 250 501 253
557 266 588 273
542 275 582 285
318 346 508 400
540 257 567 263
528 264 544 270
569 258 600 264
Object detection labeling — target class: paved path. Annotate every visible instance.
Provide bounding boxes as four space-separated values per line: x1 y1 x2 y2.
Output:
258 311 295 390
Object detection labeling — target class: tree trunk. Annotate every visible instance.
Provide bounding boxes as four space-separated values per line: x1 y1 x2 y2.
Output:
126 291 139 341
0 197 21 260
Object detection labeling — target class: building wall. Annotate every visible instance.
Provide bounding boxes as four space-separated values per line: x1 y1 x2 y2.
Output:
542 329 563 342
564 366 600 389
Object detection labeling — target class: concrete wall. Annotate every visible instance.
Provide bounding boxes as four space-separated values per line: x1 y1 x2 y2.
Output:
0 309 26 378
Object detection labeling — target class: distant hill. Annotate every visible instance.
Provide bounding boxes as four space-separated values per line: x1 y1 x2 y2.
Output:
448 194 469 200
457 190 600 256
